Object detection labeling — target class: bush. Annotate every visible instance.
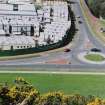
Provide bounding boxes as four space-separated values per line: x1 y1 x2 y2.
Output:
87 98 105 105
39 92 63 105
63 94 87 105
0 77 39 105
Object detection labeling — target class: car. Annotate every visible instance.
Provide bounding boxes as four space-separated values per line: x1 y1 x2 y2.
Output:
90 48 101 52
76 28 79 31
64 48 71 52
77 16 81 18
78 20 82 24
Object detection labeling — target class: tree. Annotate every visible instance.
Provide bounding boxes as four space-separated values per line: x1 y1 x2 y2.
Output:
86 0 105 18
100 2 105 19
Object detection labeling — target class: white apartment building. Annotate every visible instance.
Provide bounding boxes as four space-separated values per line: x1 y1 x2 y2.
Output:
0 0 71 51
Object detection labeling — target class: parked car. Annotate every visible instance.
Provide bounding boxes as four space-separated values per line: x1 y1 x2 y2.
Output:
91 48 101 52
64 48 71 52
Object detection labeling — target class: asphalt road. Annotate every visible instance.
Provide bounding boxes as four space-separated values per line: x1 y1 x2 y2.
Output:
0 0 105 71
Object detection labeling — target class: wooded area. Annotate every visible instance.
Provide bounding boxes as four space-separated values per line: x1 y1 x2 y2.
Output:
86 0 105 19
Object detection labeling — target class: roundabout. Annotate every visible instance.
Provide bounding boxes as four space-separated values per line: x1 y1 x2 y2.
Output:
1 0 105 71
78 52 105 64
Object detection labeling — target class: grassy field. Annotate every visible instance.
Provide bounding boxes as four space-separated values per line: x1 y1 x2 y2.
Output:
85 54 105 61
0 73 105 98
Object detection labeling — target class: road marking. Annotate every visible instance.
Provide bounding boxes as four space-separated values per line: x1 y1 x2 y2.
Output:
0 71 105 75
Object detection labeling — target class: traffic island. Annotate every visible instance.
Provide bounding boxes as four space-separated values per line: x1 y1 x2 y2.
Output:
85 54 105 62
78 52 105 64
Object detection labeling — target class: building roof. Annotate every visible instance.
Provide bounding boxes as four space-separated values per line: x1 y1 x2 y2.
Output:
8 0 31 4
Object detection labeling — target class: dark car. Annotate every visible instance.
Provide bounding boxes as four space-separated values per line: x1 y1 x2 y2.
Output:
64 48 71 52
77 16 81 18
78 20 82 24
91 48 101 52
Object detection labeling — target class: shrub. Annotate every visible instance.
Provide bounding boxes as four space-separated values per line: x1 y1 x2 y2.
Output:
39 92 63 105
87 98 105 105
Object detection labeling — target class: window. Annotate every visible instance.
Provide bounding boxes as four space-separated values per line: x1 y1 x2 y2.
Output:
13 4 18 11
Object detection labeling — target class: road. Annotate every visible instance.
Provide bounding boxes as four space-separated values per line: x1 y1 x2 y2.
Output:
0 0 105 71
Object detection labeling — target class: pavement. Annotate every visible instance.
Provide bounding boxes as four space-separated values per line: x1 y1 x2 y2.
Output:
0 0 105 72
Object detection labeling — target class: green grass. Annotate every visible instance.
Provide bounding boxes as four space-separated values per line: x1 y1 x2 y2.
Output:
0 73 105 98
85 54 105 62
101 20 105 28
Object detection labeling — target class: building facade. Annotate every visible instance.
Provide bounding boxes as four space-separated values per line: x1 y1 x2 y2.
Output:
0 0 71 51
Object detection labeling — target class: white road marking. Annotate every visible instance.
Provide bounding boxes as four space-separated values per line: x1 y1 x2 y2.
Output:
0 71 105 75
